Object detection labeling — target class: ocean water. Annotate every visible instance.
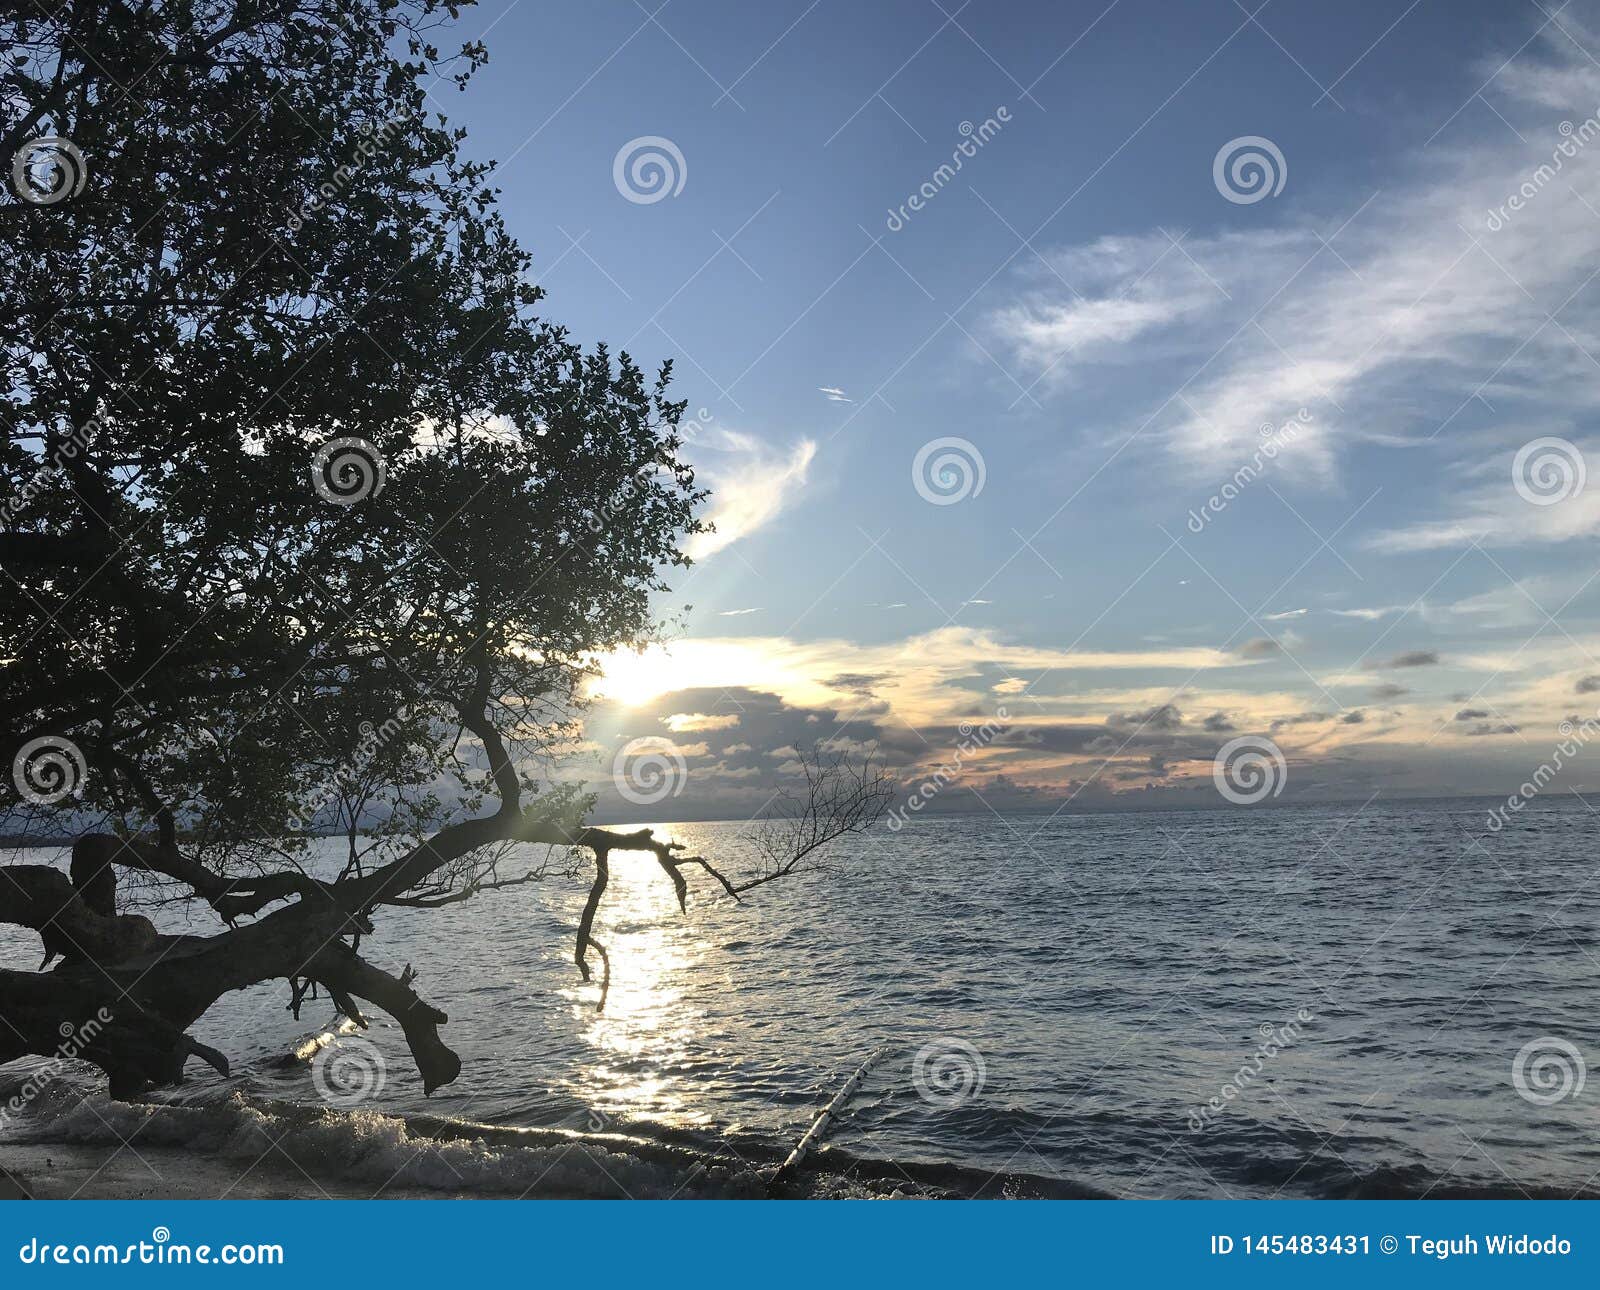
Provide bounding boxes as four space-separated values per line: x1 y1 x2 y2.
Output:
3 796 1599 1199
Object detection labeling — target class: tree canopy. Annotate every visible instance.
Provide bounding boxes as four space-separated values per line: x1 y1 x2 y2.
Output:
0 0 890 1097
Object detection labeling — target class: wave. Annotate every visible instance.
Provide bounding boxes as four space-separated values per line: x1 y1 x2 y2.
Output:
0 1085 1100 1199
5 1092 770 1199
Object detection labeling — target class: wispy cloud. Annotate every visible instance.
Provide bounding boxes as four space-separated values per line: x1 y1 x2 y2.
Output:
1329 606 1403 621
685 434 817 560
663 712 741 733
988 12 1600 502
1369 439 1600 550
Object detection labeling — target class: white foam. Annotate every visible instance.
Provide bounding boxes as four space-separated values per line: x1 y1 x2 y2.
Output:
14 1093 766 1199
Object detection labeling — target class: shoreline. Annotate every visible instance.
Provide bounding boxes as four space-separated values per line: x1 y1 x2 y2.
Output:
0 1143 545 1201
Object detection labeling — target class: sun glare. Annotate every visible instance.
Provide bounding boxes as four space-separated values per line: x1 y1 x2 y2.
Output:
589 645 681 707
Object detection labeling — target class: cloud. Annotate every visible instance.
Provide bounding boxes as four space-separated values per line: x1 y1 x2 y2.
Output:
1384 650 1441 669
1330 607 1402 621
1368 443 1600 552
1579 675 1600 693
588 627 1271 716
818 386 853 403
615 735 709 760
987 12 1600 505
717 607 763 617
1271 711 1333 730
1236 637 1283 658
1264 608 1307 620
1107 703 1184 731
985 232 1251 375
685 435 817 560
1371 683 1411 700
662 712 741 733
578 624 1600 814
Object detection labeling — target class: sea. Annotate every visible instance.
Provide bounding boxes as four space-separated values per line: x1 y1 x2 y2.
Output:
2 796 1598 1199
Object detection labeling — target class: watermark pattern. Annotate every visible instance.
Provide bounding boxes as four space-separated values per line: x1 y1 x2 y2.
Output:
9 136 86 204
12 736 87 805
1511 1036 1586 1106
1 417 100 527
613 135 686 204
887 709 1008 830
1185 410 1310 533
612 736 687 805
0 1009 112 1126
912 1038 986 1108
1486 107 1600 231
1485 707 1600 832
912 436 986 506
286 713 407 833
885 108 1011 232
311 1035 386 1107
1512 435 1585 507
1211 735 1287 804
1212 135 1286 205
311 436 386 505
588 407 715 536
1187 1009 1314 1131
287 107 415 230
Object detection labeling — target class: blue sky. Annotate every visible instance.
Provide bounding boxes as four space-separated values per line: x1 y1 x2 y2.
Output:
433 1 1600 815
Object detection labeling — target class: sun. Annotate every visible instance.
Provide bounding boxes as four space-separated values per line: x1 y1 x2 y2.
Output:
589 644 681 707
588 637 811 710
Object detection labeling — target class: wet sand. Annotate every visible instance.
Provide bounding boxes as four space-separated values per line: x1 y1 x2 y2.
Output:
0 1144 491 1200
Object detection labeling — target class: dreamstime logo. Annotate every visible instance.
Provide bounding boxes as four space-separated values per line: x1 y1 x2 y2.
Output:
1185 409 1310 533
1188 1009 1314 1131
1211 735 1286 804
1 416 100 527
1511 1036 1586 1106
612 136 686 205
612 737 687 805
311 1036 386 1107
9 136 87 204
885 107 1011 232
588 408 715 536
287 712 407 833
887 709 1008 830
0 1007 112 1126
287 104 417 230
912 1038 986 1108
1485 707 1600 833
912 436 985 506
311 437 386 505
1486 108 1600 232
1512 436 1585 507
12 736 87 805
1212 135 1286 205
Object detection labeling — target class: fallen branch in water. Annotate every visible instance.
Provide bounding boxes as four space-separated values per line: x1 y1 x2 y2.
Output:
768 1046 893 1191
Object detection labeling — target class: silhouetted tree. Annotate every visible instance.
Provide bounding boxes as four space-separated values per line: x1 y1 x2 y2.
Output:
0 1 891 1097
